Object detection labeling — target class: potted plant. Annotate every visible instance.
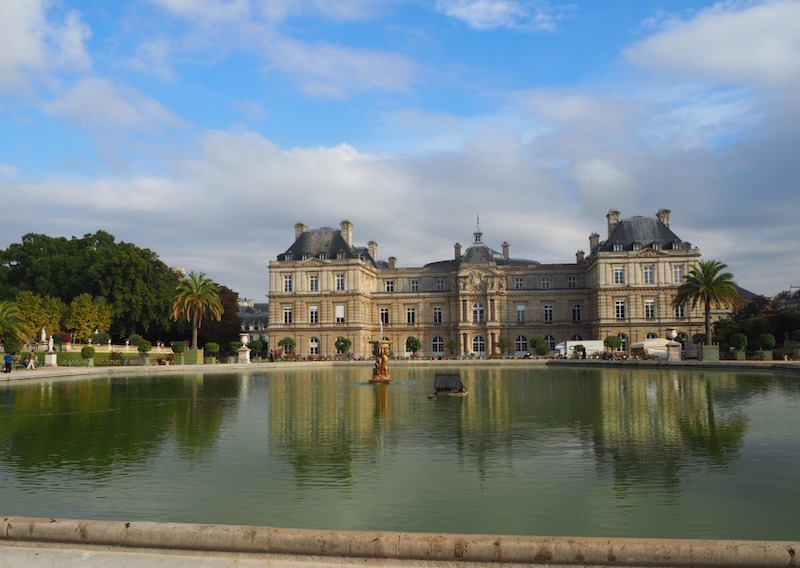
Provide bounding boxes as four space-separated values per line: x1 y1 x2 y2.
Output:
138 339 152 365
730 333 748 360
81 345 96 366
171 340 188 365
756 333 775 360
204 341 220 364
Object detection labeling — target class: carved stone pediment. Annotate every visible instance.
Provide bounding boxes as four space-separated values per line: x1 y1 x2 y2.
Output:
634 248 666 258
458 269 504 292
300 257 326 266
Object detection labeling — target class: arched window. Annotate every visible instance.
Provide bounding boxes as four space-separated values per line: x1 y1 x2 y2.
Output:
309 337 319 356
472 303 485 323
646 332 659 339
472 336 486 356
515 335 528 355
571 334 583 341
432 336 444 355
545 335 556 351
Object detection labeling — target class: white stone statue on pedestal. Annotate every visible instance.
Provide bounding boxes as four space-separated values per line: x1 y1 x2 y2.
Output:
41 327 47 342
48 335 54 353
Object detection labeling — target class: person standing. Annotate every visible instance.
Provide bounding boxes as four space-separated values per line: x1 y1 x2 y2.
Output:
3 352 12 373
26 350 36 370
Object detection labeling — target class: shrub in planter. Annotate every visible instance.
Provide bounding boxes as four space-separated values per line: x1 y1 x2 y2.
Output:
230 340 243 352
128 334 143 347
756 333 776 351
204 342 220 357
81 346 96 366
138 340 152 354
172 341 188 354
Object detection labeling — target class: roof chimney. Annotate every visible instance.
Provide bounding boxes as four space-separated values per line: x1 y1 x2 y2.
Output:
502 241 509 259
607 210 620 238
294 222 307 241
589 232 600 251
657 208 671 228
340 219 353 247
576 250 585 263
454 242 462 260
368 240 378 261
388 256 397 269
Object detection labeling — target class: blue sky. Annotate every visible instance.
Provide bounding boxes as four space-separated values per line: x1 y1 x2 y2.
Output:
1 0 799 300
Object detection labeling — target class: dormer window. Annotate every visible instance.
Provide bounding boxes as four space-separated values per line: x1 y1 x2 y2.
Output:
337 251 345 260
302 253 309 260
613 243 623 252
672 242 681 250
285 252 293 261
319 253 327 260
653 243 661 251
633 243 641 251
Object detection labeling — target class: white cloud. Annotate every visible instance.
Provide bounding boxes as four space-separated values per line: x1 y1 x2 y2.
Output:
0 0 90 90
434 0 559 31
625 1 800 89
42 78 183 132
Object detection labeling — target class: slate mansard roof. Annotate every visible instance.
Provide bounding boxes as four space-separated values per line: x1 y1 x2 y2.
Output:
277 226 384 267
595 214 692 253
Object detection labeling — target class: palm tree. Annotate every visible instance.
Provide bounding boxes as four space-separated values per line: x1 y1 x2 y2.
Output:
0 301 32 344
673 260 743 346
170 271 223 350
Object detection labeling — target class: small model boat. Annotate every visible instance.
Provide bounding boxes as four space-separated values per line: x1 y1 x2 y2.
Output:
429 373 468 398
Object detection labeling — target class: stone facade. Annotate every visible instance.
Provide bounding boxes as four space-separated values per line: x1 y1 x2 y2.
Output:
267 211 729 358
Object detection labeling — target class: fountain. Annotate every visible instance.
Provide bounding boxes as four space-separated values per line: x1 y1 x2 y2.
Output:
369 317 391 383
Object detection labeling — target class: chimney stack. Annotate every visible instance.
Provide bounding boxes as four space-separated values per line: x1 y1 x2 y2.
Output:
368 240 378 261
294 222 307 241
576 250 585 263
454 242 462 259
502 242 509 259
657 208 671 228
388 256 397 269
589 232 600 251
340 219 353 246
607 210 620 238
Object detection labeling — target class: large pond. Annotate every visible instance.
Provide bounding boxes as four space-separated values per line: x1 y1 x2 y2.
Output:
2 365 799 541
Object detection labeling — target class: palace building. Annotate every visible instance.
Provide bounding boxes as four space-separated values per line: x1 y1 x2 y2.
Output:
267 210 728 358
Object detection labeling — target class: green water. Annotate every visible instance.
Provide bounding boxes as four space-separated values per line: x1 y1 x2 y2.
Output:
1 365 799 540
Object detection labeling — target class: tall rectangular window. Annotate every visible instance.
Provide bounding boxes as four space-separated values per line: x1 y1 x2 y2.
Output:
406 307 415 324
643 266 654 284
615 300 626 319
541 277 550 290
433 306 442 324
283 307 292 324
544 304 553 323
675 304 685 319
335 274 345 291
410 280 419 292
572 304 581 322
568 276 577 289
645 299 656 319
385 281 394 292
673 265 684 283
516 305 525 323
309 275 319 292
614 267 625 285
335 305 345 323
380 308 389 325
283 275 293 292
309 306 319 324
514 277 524 290
436 279 445 292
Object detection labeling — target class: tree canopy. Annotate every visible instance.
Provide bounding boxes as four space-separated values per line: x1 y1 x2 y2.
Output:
170 271 224 350
673 260 743 346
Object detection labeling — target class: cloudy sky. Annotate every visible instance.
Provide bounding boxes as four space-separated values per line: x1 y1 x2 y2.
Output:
1 0 798 300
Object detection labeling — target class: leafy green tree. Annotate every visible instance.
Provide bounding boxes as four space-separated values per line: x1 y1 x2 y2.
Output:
138 340 153 354
530 337 548 356
196 286 241 348
604 335 623 351
335 336 352 354
405 336 421 354
65 293 112 342
756 333 776 351
730 333 748 352
0 301 31 347
170 271 223 350
673 260 744 346
495 336 511 355
445 338 459 356
90 241 178 337
278 337 296 354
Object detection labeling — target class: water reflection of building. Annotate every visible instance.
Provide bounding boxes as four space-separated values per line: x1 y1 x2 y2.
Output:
268 210 733 359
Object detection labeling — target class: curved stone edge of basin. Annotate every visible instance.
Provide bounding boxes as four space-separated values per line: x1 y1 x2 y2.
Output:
2 517 798 567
